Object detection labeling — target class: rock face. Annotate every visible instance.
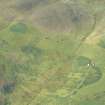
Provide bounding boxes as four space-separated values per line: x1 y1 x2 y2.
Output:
32 3 94 33
15 0 50 11
11 0 95 34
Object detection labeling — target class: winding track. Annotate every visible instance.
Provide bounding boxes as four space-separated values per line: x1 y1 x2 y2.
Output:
68 16 105 104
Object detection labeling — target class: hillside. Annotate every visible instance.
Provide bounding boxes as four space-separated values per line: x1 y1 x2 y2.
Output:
0 0 105 105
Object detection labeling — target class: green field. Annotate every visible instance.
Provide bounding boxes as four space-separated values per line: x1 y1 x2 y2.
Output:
0 0 105 105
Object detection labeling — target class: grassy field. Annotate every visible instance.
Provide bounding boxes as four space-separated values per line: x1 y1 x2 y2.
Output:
0 0 105 105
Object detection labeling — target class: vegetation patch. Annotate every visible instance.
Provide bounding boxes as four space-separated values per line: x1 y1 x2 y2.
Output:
84 67 102 86
10 23 27 34
21 44 43 57
98 39 105 49
76 56 91 66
